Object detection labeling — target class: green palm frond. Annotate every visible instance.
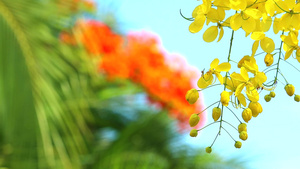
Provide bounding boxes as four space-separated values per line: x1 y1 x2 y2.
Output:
0 0 96 168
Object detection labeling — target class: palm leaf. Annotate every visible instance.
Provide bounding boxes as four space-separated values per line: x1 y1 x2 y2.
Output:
0 0 96 168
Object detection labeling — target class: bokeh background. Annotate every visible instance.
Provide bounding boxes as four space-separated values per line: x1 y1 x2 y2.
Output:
0 0 299 169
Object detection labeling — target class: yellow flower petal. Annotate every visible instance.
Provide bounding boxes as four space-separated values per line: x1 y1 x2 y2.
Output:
197 73 213 89
265 0 275 16
203 26 219 42
231 72 245 82
237 93 247 107
215 72 223 84
217 27 224 42
273 17 281 34
210 58 219 69
235 83 245 96
251 32 265 40
215 62 231 72
251 41 259 57
244 8 262 19
230 13 242 31
242 17 256 33
284 48 294 60
240 67 249 81
189 15 206 33
260 37 275 53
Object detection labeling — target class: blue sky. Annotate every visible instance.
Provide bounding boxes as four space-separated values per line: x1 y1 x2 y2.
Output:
98 0 300 168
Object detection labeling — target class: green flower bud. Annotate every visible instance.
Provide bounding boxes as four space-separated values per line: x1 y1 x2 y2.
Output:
285 84 295 97
234 141 242 148
269 91 276 98
205 147 212 153
242 108 252 123
189 129 198 137
264 95 271 102
239 131 248 141
248 102 263 117
238 123 247 133
189 114 200 127
294 95 300 102
185 88 199 104
212 107 221 122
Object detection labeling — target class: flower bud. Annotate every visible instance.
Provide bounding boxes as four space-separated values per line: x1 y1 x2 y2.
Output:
295 95 300 102
234 141 242 148
185 88 199 104
190 129 198 137
269 91 276 98
242 108 252 123
264 53 274 66
264 95 271 102
212 107 221 121
239 131 248 141
220 91 230 107
189 114 200 127
248 102 263 117
285 84 295 96
205 147 212 153
238 123 247 133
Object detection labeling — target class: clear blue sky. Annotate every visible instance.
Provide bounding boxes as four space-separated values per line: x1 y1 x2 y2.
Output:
98 0 300 168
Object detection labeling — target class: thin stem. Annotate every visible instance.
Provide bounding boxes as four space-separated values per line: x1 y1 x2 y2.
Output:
223 120 238 131
225 106 242 123
210 132 219 147
179 9 194 21
197 101 220 115
198 121 220 131
264 31 284 87
278 69 288 83
222 126 236 141
283 59 300 73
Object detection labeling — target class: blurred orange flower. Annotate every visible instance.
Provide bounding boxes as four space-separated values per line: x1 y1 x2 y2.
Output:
67 20 205 129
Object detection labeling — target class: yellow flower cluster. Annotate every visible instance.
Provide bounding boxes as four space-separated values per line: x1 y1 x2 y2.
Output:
184 0 300 153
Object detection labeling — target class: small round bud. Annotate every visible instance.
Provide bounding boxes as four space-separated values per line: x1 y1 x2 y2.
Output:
238 123 247 133
242 108 252 123
205 147 212 153
248 102 263 117
239 131 248 141
264 53 274 66
269 91 276 98
264 95 271 102
189 114 200 127
220 91 230 107
212 107 221 121
234 141 242 148
294 95 300 102
185 89 199 104
189 129 198 137
285 84 295 97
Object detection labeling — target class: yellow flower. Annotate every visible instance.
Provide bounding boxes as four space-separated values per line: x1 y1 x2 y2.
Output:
197 58 231 89
264 53 274 66
220 91 230 106
239 131 248 141
281 31 299 60
189 114 200 127
190 129 198 137
238 123 247 133
212 107 221 121
248 102 263 117
185 89 199 104
242 108 252 123
285 84 295 96
234 141 242 148
205 147 212 153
